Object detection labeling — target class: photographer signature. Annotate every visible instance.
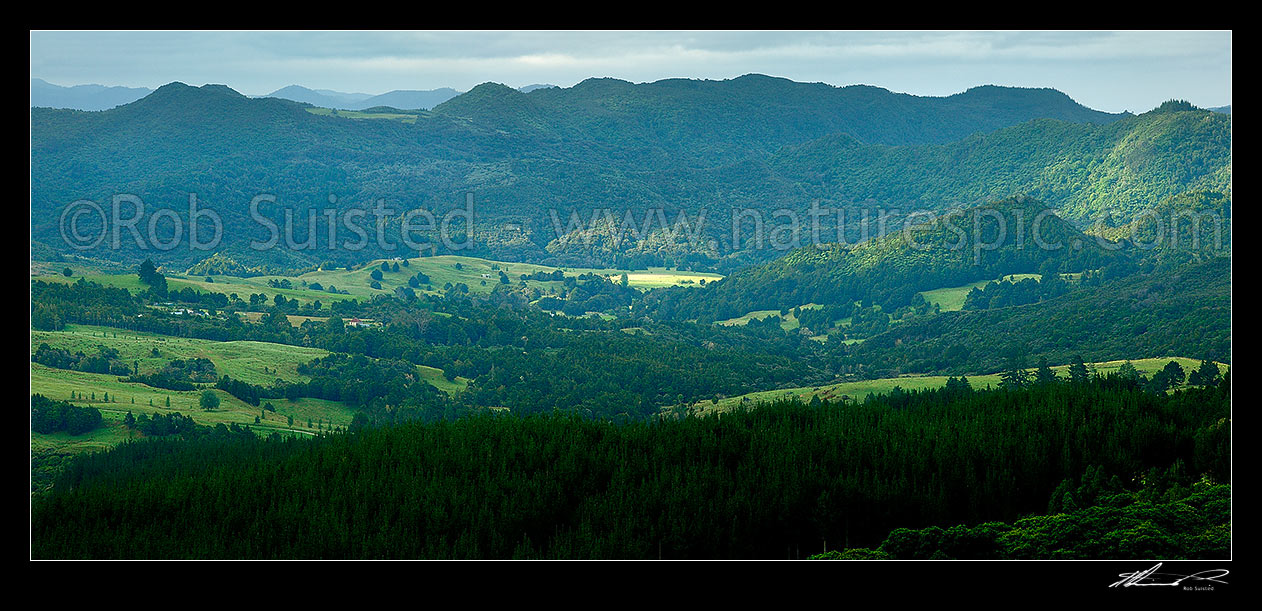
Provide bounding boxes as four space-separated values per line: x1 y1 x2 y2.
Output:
1109 563 1229 588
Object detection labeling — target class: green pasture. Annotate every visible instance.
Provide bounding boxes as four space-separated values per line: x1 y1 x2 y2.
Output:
691 356 1226 415
32 255 724 309
716 303 823 330
305 107 419 123
918 274 1043 312
30 322 473 454
32 323 467 394
32 324 328 386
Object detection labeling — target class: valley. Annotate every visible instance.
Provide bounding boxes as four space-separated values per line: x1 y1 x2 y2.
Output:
28 40 1232 563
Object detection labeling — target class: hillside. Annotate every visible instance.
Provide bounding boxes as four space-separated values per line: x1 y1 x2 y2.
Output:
771 106 1232 221
843 257 1231 377
1093 190 1231 254
639 197 1124 321
693 356 1224 414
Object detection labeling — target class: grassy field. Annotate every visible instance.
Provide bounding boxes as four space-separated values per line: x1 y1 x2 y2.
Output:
589 270 722 289
305 107 419 123
417 364 468 395
30 359 457 457
30 323 470 454
33 324 468 393
32 255 724 307
31 409 141 456
34 268 355 306
690 356 1224 414
919 274 1042 312
32 324 329 386
237 312 335 327
30 362 349 430
716 304 823 331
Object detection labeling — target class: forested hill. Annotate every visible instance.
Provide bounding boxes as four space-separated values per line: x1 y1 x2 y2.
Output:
31 79 1226 271
769 105 1232 221
845 256 1232 376
431 76 1124 151
639 197 1124 321
1093 190 1231 254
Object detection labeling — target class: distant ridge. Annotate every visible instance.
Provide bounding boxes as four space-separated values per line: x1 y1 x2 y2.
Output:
260 85 374 108
430 74 1127 148
30 78 152 111
357 88 461 111
263 85 461 110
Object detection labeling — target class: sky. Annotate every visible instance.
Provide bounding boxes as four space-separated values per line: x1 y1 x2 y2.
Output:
30 30 1232 113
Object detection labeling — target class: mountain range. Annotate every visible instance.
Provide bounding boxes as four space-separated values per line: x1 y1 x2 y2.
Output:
30 75 1230 271
31 79 562 111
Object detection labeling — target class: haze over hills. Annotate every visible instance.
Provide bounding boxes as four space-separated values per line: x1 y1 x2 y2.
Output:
262 85 462 110
30 78 153 111
260 85 376 108
33 80 563 112
30 76 1229 271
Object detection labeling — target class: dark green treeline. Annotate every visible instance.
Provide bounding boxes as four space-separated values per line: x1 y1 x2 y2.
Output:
32 376 1230 559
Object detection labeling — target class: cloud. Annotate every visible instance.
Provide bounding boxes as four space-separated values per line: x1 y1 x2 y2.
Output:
30 30 1231 112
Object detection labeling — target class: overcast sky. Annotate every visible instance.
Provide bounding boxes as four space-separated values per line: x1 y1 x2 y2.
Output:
30 30 1231 113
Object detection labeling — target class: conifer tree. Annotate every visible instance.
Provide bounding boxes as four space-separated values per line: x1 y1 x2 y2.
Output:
1068 355 1089 385
1035 357 1057 385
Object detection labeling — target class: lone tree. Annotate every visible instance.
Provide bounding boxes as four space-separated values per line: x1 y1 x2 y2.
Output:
199 390 221 411
138 259 158 283
137 259 168 296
